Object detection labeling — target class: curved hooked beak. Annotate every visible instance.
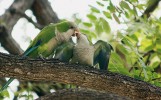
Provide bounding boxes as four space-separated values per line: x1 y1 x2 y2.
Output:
73 28 80 39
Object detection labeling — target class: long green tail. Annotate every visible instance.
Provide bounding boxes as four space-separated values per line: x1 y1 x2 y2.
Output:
0 78 14 92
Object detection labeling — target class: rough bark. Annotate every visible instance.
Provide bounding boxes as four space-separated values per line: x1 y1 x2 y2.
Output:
0 0 60 54
0 0 61 97
37 89 130 100
0 0 34 54
141 0 161 18
0 25 22 54
0 52 161 99
31 0 60 26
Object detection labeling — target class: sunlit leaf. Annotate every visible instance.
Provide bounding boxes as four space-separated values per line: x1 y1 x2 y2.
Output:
95 20 103 35
139 38 153 52
113 13 120 24
133 6 138 16
80 29 90 34
83 22 93 27
156 38 161 54
96 1 104 7
0 90 10 98
129 34 139 42
107 1 115 13
116 44 129 55
109 52 130 75
80 29 97 39
103 11 112 19
125 0 138 3
100 18 111 33
89 5 100 13
120 1 131 10
137 4 145 9
87 14 97 21
125 11 130 18
150 61 160 69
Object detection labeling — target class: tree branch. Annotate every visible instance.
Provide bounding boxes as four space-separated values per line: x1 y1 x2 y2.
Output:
15 10 43 29
31 0 60 26
0 0 35 54
0 25 23 54
141 0 161 18
0 52 161 99
37 89 130 100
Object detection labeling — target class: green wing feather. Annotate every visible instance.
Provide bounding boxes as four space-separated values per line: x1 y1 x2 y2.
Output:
23 21 73 57
94 40 113 70
0 21 74 93
55 39 74 62
23 24 56 57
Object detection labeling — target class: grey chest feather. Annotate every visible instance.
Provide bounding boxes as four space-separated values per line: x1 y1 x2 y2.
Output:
72 44 94 66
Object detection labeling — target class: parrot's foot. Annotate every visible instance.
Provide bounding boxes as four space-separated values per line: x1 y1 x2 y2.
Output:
18 56 27 60
38 54 46 61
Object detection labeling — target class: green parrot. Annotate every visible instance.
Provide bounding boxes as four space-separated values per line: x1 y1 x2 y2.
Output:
0 21 79 92
54 38 75 62
93 40 113 70
71 33 113 70
23 21 79 58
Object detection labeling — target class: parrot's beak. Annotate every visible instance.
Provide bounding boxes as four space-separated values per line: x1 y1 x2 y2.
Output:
73 28 80 38
76 32 81 39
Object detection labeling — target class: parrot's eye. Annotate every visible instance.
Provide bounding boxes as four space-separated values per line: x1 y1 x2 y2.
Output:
70 26 74 29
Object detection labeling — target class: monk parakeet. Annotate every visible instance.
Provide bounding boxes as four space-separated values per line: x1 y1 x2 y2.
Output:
71 33 113 70
93 40 113 70
71 33 94 66
23 21 79 58
54 38 75 62
0 21 79 92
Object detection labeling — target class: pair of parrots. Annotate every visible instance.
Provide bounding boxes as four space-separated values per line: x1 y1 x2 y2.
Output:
0 21 113 92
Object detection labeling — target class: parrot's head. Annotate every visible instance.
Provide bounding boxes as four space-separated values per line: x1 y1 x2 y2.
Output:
77 33 90 45
56 21 80 37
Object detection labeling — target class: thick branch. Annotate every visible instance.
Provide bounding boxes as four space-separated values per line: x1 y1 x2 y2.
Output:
141 0 161 18
1 0 34 33
0 53 161 99
15 11 43 29
31 0 60 25
0 0 34 54
37 89 130 100
0 25 22 54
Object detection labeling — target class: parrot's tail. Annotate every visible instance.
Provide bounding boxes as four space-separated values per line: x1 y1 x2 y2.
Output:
0 78 14 93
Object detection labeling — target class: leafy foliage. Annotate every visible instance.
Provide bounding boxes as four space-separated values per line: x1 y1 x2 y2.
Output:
73 0 161 87
1 0 161 99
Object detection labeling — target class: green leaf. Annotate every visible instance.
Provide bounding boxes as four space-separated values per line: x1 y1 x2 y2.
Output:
125 11 130 18
120 1 131 10
156 38 161 54
83 22 93 27
0 90 10 98
107 1 115 13
150 61 160 69
117 44 129 55
109 52 130 75
87 14 97 21
103 11 112 19
80 29 97 39
80 29 90 33
95 21 103 35
113 13 120 24
96 1 104 7
137 4 145 10
133 6 138 16
89 5 100 13
100 18 111 33
129 34 139 42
